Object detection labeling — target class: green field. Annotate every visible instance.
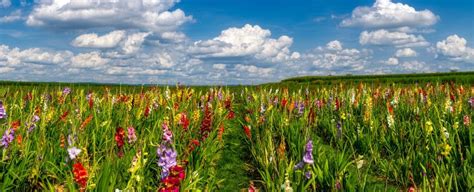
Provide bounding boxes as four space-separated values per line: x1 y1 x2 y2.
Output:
0 73 472 191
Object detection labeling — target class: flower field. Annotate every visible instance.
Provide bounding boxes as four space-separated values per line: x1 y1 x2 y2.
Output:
0 82 472 191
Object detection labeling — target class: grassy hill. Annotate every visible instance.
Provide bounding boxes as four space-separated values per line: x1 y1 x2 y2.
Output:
279 71 474 84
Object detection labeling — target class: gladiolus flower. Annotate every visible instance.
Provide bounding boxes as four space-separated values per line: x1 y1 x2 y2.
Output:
68 147 82 160
243 125 251 139
0 101 7 119
178 113 190 130
72 162 88 189
464 115 471 126
303 140 314 164
127 126 137 144
440 143 452 157
63 87 71 95
115 127 125 148
1 128 14 148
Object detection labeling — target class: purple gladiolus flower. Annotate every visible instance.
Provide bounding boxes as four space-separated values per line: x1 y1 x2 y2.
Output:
157 145 177 178
298 102 305 115
63 87 71 95
305 171 312 179
1 128 14 148
218 89 223 100
32 115 40 123
27 115 40 133
303 140 314 164
27 124 37 133
0 101 6 119
67 147 81 160
294 161 304 170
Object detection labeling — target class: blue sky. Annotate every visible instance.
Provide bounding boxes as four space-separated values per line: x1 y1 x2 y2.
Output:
0 0 473 84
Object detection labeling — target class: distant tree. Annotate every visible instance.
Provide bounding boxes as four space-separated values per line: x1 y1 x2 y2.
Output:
450 69 458 73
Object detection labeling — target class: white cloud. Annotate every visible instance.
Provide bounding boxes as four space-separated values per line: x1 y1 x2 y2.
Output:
154 52 175 68
400 60 429 71
0 10 22 23
235 64 273 76
213 64 226 70
395 48 417 57
189 24 298 63
122 32 151 55
70 51 109 68
383 57 399 65
160 31 186 43
0 0 10 7
303 40 371 71
0 45 73 66
436 35 474 63
105 66 166 76
326 40 343 51
341 0 438 28
72 30 126 48
360 29 429 47
0 67 14 73
26 0 192 34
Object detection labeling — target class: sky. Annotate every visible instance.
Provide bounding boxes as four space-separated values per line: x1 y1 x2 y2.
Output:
0 0 473 85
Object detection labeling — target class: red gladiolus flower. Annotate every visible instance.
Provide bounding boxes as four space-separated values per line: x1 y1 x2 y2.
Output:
188 139 200 152
115 127 125 148
88 96 94 109
144 105 150 118
115 127 125 157
200 105 212 141
224 99 232 110
73 162 88 189
11 120 20 131
227 110 235 119
160 165 186 192
281 98 288 108
243 125 251 139
335 98 340 111
179 113 190 130
60 111 69 122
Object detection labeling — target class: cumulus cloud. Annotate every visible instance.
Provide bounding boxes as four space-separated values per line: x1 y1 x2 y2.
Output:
0 44 73 66
436 35 474 63
0 0 10 7
189 24 299 63
122 32 151 55
360 29 429 47
400 60 430 71
395 48 417 57
70 52 109 68
26 0 192 35
160 31 187 43
382 57 399 65
0 10 22 23
105 66 166 76
341 0 438 28
303 40 371 72
234 64 273 77
0 67 14 73
326 40 343 51
72 30 126 48
213 64 226 70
